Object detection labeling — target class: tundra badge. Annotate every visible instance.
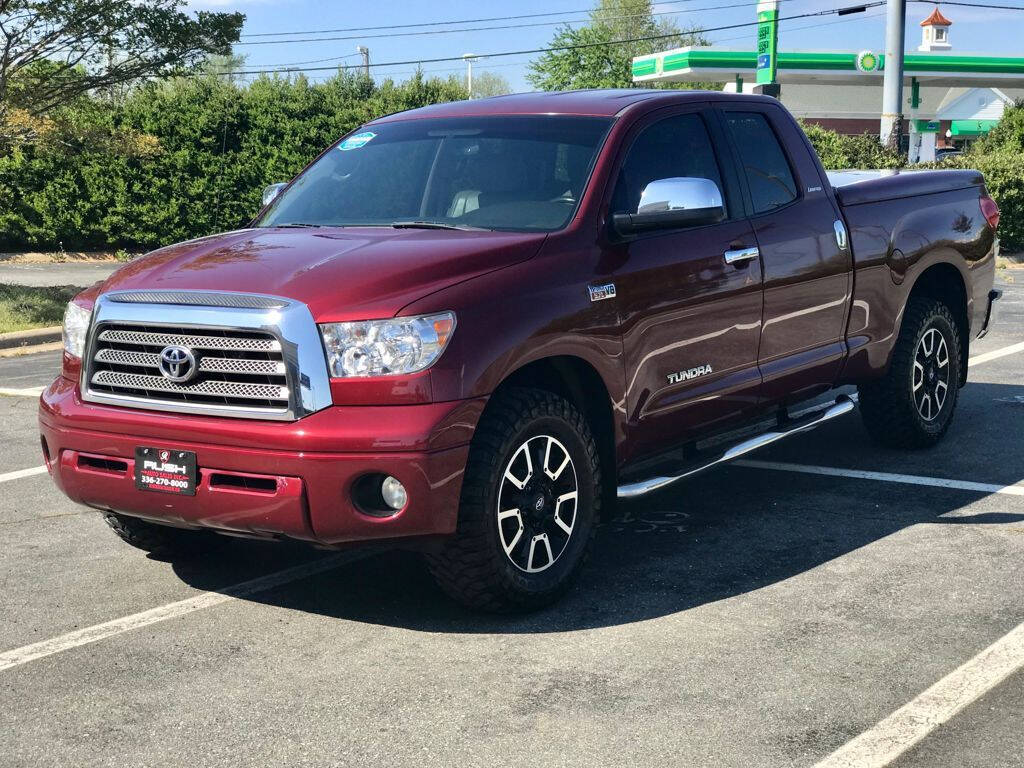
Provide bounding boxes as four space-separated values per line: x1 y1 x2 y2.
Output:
588 283 617 302
667 364 713 384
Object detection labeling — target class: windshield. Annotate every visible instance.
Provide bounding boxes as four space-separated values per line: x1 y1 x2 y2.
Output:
257 116 612 232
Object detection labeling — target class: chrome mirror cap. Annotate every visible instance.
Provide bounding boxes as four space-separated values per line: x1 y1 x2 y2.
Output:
262 182 287 208
637 177 724 214
612 177 725 236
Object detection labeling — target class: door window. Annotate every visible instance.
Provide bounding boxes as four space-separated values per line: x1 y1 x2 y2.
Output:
611 113 726 217
724 112 798 214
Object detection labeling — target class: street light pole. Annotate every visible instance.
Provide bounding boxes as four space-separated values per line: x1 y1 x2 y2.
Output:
463 53 477 98
879 0 906 149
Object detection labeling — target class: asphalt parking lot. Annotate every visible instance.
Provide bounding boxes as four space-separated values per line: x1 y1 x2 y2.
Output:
1 276 1022 768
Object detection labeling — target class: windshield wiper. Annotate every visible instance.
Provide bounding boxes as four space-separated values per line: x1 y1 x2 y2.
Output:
391 220 485 231
273 222 324 228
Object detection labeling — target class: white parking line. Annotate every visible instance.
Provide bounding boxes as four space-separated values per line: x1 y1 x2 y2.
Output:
0 386 44 397
968 339 1024 367
0 465 48 484
735 460 1024 497
0 550 372 673
814 620 1024 768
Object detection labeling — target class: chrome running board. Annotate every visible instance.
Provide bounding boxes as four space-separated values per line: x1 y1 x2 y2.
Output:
616 395 856 499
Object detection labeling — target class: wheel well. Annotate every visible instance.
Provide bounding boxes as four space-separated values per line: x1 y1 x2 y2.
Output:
495 356 617 511
908 262 969 385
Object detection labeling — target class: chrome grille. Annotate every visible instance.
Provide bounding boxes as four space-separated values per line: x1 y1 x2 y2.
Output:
97 328 280 352
94 348 286 376
86 322 290 415
107 291 288 309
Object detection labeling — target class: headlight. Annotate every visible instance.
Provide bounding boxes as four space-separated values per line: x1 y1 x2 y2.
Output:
62 301 92 359
320 312 455 378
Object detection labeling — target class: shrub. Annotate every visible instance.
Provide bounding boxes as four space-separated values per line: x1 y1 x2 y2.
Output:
800 122 905 170
0 71 466 251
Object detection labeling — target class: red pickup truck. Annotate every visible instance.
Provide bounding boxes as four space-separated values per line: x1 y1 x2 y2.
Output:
41 90 1000 611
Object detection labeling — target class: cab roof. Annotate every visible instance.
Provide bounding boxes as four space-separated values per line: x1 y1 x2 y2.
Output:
368 89 775 123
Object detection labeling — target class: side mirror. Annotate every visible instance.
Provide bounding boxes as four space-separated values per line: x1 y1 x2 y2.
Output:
612 177 725 236
262 182 287 208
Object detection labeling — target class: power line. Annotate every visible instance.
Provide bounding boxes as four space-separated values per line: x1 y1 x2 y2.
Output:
234 2 762 47
324 13 885 83
238 0 738 38
253 11 887 81
225 4 887 77
266 52 362 68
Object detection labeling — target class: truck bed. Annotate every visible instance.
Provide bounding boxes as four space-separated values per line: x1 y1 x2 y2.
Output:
828 169 985 207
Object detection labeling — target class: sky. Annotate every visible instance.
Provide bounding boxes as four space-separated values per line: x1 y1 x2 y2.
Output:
186 0 1024 91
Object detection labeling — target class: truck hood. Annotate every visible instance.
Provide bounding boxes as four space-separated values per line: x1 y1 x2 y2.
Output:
96 227 547 321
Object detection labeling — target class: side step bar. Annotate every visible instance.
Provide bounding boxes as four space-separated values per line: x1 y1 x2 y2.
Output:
617 395 856 499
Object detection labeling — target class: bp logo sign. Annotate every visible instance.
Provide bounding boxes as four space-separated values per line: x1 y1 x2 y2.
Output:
856 50 881 73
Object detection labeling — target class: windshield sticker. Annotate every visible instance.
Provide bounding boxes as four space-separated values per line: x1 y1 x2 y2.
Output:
339 131 376 151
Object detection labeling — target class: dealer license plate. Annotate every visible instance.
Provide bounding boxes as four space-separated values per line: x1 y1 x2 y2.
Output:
134 448 197 496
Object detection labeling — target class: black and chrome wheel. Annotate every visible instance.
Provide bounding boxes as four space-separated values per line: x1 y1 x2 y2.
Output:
427 387 601 612
497 434 578 574
859 295 962 449
912 327 950 422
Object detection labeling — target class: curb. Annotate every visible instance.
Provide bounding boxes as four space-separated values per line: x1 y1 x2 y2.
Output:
0 326 62 351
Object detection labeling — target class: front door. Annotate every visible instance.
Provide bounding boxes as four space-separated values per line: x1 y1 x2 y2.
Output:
602 106 763 461
718 104 852 406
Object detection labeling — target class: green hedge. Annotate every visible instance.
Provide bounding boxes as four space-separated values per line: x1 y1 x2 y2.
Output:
0 72 466 250
800 122 905 170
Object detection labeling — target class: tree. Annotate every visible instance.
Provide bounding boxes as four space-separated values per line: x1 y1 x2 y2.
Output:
0 0 243 143
527 0 710 91
465 71 512 99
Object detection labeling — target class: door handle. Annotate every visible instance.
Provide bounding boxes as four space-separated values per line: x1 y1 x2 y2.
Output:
724 246 759 265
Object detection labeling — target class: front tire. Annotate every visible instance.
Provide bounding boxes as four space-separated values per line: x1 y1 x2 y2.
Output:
858 295 962 449
102 512 225 559
427 388 601 612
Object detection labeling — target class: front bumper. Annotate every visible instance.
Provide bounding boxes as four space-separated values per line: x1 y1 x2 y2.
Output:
39 376 483 544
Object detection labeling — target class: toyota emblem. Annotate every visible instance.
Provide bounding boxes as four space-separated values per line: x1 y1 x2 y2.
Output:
158 345 197 383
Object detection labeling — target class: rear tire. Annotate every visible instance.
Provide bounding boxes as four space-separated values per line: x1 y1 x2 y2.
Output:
858 295 962 449
102 512 225 559
427 387 601 612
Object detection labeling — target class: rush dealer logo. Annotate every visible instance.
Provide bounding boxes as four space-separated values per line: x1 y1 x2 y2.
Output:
134 447 197 496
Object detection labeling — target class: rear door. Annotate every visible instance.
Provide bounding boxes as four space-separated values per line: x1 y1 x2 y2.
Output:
717 104 852 406
603 105 763 459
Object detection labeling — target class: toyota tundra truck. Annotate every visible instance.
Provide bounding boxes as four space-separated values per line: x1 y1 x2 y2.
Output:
40 90 1001 611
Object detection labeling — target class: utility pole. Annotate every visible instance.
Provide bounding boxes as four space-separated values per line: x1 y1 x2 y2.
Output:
879 0 906 149
463 53 477 98
356 46 370 77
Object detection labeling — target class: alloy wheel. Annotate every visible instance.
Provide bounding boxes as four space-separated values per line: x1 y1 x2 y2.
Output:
496 434 578 573
913 327 950 422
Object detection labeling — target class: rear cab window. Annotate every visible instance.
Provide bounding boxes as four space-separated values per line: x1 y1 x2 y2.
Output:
724 112 798 214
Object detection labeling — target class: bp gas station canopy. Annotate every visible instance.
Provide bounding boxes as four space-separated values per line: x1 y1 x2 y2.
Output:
631 48 1024 88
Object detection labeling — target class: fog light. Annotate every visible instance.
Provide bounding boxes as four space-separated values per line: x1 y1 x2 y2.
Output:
381 476 407 510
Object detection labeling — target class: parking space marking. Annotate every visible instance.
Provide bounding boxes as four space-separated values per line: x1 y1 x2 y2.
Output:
735 460 1024 497
0 550 372 673
814 620 1024 768
0 465 48 484
968 339 1024 367
0 386 44 397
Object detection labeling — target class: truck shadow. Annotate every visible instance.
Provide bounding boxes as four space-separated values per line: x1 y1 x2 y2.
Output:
171 380 1024 633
